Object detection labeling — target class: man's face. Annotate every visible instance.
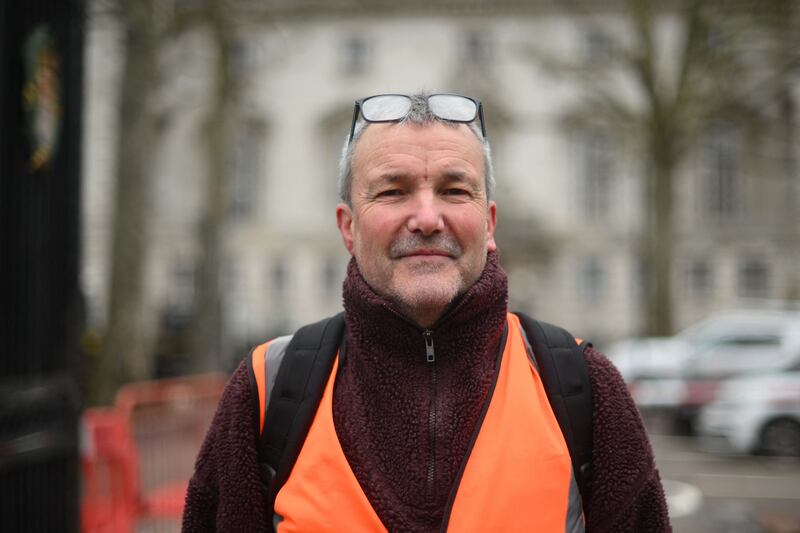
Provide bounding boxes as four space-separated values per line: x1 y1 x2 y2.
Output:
336 122 497 327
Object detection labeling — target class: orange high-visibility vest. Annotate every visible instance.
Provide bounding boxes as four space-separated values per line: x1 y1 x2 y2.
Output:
269 313 583 532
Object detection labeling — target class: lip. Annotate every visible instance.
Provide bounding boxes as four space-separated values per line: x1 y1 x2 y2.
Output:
399 250 453 258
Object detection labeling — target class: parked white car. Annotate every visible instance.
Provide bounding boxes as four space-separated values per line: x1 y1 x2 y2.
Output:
606 337 690 409
607 309 800 432
698 370 800 456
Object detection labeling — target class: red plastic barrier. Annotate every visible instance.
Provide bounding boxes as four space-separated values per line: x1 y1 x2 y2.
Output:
81 374 226 532
81 408 139 533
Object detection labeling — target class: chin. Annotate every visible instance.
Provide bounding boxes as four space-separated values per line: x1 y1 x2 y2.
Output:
392 277 461 315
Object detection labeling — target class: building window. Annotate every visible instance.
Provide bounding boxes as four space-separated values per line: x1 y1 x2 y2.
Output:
738 258 769 298
700 23 728 59
169 260 195 314
229 37 259 77
577 129 613 221
340 34 369 75
321 257 340 297
326 123 346 207
685 259 712 298
579 257 606 303
270 258 288 294
582 29 613 65
461 30 491 65
222 262 239 294
223 261 249 335
701 121 742 221
229 121 264 221
633 256 648 303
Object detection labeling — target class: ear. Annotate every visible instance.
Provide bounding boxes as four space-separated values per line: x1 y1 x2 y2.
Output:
336 203 356 254
486 201 498 252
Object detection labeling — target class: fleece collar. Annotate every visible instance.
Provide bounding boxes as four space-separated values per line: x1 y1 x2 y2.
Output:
340 251 509 364
333 251 509 531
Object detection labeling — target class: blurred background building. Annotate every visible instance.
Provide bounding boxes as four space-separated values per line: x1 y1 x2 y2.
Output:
2 0 798 530
81 0 799 374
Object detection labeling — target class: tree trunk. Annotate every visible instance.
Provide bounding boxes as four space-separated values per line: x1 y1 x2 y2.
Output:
190 6 235 372
91 0 158 404
645 133 675 337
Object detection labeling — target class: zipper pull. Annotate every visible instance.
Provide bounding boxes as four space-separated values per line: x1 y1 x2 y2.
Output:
423 330 435 363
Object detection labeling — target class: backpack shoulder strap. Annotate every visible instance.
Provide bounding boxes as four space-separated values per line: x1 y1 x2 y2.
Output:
250 312 345 514
514 311 594 505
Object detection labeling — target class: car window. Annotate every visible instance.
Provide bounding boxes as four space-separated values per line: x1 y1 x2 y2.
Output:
693 333 781 352
717 335 781 347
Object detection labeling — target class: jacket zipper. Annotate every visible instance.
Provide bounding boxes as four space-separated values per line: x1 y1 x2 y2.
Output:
423 329 436 499
439 323 508 532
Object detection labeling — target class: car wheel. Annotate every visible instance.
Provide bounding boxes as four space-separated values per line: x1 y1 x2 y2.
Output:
759 418 800 457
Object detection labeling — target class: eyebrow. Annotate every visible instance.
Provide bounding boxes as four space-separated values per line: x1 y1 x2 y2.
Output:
362 173 407 195
362 169 481 194
440 170 482 190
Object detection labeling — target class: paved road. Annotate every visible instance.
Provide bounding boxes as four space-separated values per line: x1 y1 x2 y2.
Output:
653 433 800 532
131 404 800 533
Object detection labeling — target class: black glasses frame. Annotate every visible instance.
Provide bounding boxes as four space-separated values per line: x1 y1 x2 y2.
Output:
348 93 486 143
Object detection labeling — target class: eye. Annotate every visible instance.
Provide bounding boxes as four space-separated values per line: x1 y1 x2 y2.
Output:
375 188 404 199
442 187 471 198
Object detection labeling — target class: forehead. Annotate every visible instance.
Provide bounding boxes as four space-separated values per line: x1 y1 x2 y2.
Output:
351 122 485 181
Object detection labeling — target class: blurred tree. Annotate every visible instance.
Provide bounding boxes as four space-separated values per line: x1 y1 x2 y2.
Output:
540 0 799 336
90 0 242 401
91 0 160 404
189 0 239 373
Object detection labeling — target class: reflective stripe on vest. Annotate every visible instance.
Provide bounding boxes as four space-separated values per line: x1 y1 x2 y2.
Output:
272 313 583 532
252 335 293 433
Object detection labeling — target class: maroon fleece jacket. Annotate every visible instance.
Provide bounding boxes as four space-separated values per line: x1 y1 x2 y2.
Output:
183 256 671 532
332 253 507 531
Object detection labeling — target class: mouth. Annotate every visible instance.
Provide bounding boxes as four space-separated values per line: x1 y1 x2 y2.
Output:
398 249 454 259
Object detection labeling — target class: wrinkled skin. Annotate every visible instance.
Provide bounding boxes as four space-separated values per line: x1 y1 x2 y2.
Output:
336 122 497 328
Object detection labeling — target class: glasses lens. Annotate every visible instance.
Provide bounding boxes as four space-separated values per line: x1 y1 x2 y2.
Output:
428 94 477 122
361 95 412 122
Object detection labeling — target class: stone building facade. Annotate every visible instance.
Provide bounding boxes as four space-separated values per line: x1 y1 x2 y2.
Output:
82 2 799 363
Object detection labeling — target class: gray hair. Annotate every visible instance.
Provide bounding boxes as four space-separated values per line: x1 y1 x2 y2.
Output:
337 92 495 205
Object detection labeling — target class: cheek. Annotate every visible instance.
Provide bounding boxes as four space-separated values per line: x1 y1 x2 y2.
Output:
357 212 401 247
352 226 385 263
450 210 491 245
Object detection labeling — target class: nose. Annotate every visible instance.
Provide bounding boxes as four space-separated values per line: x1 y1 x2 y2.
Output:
406 191 444 235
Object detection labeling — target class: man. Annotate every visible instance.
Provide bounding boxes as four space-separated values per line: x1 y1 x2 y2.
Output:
182 93 671 532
